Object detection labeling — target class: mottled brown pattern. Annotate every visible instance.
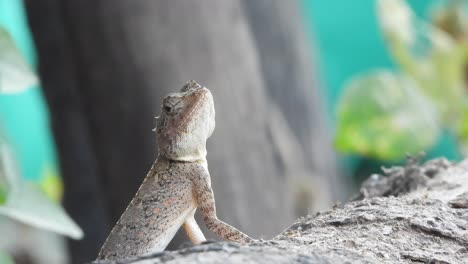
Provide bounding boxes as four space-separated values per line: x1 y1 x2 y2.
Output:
96 82 253 260
97 159 194 260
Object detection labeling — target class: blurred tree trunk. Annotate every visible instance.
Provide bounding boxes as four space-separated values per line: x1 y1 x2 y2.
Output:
24 0 111 262
243 0 344 209
24 0 341 263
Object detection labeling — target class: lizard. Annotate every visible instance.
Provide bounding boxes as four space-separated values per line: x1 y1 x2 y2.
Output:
96 81 254 260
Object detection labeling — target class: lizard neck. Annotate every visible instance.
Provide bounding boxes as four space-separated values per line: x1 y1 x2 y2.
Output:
156 155 209 174
158 142 208 163
157 155 207 164
157 139 208 162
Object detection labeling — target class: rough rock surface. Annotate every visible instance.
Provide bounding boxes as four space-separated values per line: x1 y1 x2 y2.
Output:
92 158 468 264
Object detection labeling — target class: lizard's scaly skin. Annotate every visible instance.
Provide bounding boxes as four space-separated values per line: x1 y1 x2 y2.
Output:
96 81 253 261
191 162 254 243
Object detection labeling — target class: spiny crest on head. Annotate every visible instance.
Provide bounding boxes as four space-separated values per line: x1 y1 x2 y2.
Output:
152 116 159 132
181 80 203 92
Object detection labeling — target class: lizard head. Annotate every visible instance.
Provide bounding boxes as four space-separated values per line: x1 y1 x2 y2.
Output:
155 81 215 161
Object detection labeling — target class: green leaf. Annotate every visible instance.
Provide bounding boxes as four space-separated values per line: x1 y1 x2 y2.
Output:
335 70 441 161
376 0 466 116
0 252 14 264
377 0 414 47
0 129 83 239
454 99 468 155
0 181 83 240
0 26 38 94
0 186 6 204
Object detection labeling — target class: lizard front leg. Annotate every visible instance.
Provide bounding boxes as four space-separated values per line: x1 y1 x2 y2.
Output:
193 174 254 243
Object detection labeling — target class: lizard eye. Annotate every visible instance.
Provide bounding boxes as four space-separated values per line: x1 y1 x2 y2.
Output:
162 97 183 116
163 105 172 113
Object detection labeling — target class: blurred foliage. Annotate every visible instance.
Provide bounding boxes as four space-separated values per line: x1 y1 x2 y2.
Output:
336 71 440 160
0 132 83 239
40 167 64 202
0 24 83 256
336 0 468 160
0 252 14 264
0 27 37 93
